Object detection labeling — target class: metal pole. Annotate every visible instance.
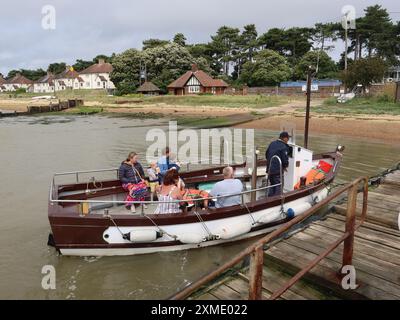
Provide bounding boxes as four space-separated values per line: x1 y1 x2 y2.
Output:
344 13 349 94
304 67 312 149
251 148 258 202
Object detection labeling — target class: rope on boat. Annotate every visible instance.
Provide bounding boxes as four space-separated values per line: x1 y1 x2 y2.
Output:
192 203 216 240
143 214 178 241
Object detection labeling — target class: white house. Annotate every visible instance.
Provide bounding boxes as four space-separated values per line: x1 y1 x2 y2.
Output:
1 73 34 92
385 66 400 83
33 73 55 93
78 59 115 90
54 67 80 91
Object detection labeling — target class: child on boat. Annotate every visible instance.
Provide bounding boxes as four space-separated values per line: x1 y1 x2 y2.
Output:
147 161 161 201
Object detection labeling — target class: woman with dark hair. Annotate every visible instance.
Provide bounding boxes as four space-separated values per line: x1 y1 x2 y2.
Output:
154 169 182 214
119 152 148 213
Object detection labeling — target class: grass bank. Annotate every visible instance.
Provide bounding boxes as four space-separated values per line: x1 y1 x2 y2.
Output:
1 90 293 109
312 96 400 116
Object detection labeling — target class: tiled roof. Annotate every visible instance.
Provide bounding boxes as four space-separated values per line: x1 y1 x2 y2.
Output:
36 74 54 85
137 81 161 92
168 69 228 89
56 68 79 79
77 77 84 82
80 62 113 74
0 76 6 85
7 74 34 85
98 75 107 82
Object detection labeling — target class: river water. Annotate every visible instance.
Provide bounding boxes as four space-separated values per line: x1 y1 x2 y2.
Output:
0 115 398 299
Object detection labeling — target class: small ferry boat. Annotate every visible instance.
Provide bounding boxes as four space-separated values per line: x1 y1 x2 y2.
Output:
47 144 343 256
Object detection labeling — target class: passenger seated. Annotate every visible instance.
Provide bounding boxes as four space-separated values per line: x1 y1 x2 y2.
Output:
154 169 183 214
209 167 243 208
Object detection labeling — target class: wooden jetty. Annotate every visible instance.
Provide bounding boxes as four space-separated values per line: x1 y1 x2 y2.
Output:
27 99 84 114
170 165 400 300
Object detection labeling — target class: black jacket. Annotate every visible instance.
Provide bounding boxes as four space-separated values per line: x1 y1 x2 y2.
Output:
266 140 289 175
119 162 145 184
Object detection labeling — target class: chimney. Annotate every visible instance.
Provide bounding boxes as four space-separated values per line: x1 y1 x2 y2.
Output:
191 64 198 72
98 58 105 65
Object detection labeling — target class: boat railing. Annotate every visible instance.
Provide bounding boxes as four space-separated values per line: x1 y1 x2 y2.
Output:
49 160 284 209
49 179 283 206
168 176 369 300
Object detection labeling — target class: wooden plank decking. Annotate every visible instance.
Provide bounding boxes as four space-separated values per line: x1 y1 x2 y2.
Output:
190 168 400 300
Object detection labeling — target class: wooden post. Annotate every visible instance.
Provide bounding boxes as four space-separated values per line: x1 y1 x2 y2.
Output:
248 246 264 300
342 184 358 267
395 82 400 103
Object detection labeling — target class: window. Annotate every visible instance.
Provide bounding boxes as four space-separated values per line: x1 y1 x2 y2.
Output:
188 86 200 93
97 82 101 86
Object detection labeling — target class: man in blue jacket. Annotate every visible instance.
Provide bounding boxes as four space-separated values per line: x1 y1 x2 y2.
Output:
266 132 290 197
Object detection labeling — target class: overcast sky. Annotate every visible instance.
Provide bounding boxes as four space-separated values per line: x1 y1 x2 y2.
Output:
0 0 398 75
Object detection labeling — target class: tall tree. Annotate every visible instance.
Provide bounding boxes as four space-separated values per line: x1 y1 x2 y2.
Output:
110 49 142 95
240 49 292 86
294 51 338 80
312 23 338 52
173 33 187 47
47 62 66 75
258 27 312 63
73 59 93 72
111 43 212 94
209 26 240 75
142 43 212 92
142 39 170 50
7 69 46 81
233 24 259 79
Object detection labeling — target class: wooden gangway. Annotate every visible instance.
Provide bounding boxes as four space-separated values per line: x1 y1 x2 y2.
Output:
169 164 400 300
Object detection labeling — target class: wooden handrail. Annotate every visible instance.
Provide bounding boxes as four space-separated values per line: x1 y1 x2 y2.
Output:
168 176 369 300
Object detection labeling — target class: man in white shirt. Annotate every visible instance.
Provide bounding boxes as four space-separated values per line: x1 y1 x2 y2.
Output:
209 167 243 208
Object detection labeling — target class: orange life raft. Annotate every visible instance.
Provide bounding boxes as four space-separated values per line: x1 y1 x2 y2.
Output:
294 160 333 189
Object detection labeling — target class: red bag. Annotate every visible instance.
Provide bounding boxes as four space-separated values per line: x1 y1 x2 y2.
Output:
317 160 333 173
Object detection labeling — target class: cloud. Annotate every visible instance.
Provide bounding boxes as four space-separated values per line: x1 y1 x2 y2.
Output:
0 0 398 75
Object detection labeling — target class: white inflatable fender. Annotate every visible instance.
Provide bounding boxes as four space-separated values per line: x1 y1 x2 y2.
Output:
109 229 161 243
215 220 252 240
177 233 206 244
258 210 283 224
287 202 312 218
314 188 329 204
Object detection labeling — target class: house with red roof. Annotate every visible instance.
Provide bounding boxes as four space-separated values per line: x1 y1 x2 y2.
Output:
2 73 34 92
167 64 228 95
77 59 115 90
